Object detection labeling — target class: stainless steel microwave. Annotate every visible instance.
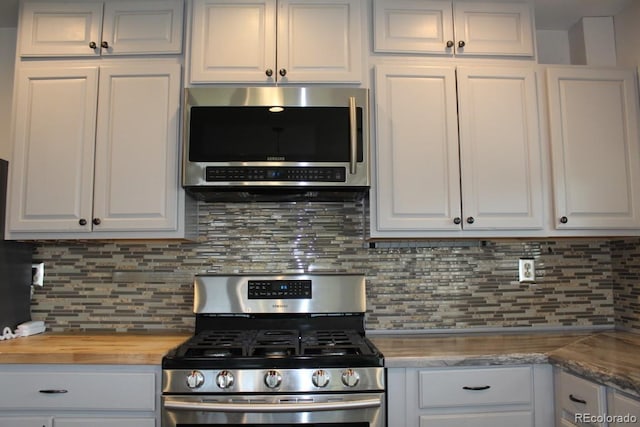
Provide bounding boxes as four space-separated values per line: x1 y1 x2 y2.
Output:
182 87 370 201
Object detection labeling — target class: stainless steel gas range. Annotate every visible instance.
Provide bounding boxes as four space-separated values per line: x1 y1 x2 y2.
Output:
162 274 385 427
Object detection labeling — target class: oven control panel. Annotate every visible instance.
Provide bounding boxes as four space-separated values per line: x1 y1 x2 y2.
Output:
248 280 312 299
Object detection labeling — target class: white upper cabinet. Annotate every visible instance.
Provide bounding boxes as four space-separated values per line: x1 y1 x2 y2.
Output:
372 64 544 236
8 65 99 233
19 0 184 57
189 0 362 83
7 61 184 238
546 67 640 230
373 0 534 57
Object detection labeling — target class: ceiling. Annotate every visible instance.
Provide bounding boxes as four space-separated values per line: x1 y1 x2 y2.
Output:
0 0 635 30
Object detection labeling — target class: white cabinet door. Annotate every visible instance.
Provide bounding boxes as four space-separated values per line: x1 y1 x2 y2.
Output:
457 66 543 230
189 0 361 83
277 0 362 82
453 1 534 56
373 64 543 235
547 67 640 230
607 389 640 427
101 0 184 55
373 0 534 57
190 0 277 83
374 0 454 54
8 65 99 233
554 369 606 427
19 0 183 57
93 63 181 232
19 1 104 57
374 64 461 232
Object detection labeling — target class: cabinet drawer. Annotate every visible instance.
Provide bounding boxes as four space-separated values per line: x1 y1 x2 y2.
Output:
419 366 533 408
0 370 155 411
555 369 604 419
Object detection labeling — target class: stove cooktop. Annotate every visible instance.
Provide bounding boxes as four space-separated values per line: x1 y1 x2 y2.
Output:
162 329 384 370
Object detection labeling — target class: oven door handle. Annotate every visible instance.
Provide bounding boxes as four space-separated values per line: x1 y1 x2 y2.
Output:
164 396 381 413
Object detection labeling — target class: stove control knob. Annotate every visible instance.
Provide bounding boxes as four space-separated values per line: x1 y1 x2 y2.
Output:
186 370 205 389
312 369 330 388
341 369 360 388
215 370 235 389
264 370 283 389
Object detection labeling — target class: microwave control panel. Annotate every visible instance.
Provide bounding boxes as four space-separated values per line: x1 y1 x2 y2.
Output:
205 167 346 182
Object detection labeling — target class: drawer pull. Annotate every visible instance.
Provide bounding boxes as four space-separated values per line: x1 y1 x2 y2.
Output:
569 394 587 405
39 389 68 394
462 385 491 391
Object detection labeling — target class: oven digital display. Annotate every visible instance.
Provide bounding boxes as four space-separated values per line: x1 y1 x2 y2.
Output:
248 280 312 299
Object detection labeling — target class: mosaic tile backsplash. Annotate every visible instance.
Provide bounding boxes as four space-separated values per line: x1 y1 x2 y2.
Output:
29 200 640 333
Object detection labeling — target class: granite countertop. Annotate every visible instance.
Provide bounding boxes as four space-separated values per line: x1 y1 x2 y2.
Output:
0 332 189 365
371 330 640 398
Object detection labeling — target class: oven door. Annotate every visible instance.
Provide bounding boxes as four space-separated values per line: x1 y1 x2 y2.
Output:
162 392 384 427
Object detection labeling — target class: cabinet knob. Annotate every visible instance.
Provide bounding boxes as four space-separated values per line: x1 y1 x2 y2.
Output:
279 68 287 77
466 216 475 224
89 41 97 49
265 69 273 77
79 218 87 226
453 217 462 225
92 218 101 226
101 41 109 49
458 40 466 48
560 216 568 224
446 40 454 48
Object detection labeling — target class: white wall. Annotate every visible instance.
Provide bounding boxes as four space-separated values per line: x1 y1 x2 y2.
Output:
536 30 571 65
614 1 640 68
0 28 16 161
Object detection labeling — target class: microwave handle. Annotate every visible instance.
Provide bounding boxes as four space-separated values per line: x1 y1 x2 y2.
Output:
349 97 357 175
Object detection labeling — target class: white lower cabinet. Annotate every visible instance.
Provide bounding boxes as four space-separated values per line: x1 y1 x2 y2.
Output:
388 365 553 427
554 369 606 426
607 389 640 427
555 368 640 427
0 365 159 427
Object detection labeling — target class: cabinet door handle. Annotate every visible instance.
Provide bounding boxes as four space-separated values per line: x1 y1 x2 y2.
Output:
569 394 587 405
463 385 491 391
89 41 97 49
279 68 287 77
453 217 462 225
446 40 454 48
560 216 568 224
101 41 109 49
265 69 274 77
79 218 87 226
466 216 475 224
39 389 68 394
458 40 466 48
92 218 101 226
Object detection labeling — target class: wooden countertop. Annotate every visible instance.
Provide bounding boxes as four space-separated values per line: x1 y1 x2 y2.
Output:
0 332 189 365
371 330 640 397
1 330 638 397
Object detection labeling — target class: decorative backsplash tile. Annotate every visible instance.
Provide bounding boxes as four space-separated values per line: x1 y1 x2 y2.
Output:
28 200 638 333
612 239 640 333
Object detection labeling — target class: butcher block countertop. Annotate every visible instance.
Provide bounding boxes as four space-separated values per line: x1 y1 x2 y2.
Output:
0 332 189 365
371 330 640 397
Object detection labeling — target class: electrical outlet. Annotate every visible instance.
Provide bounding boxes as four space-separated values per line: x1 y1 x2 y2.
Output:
32 263 44 286
518 258 535 283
